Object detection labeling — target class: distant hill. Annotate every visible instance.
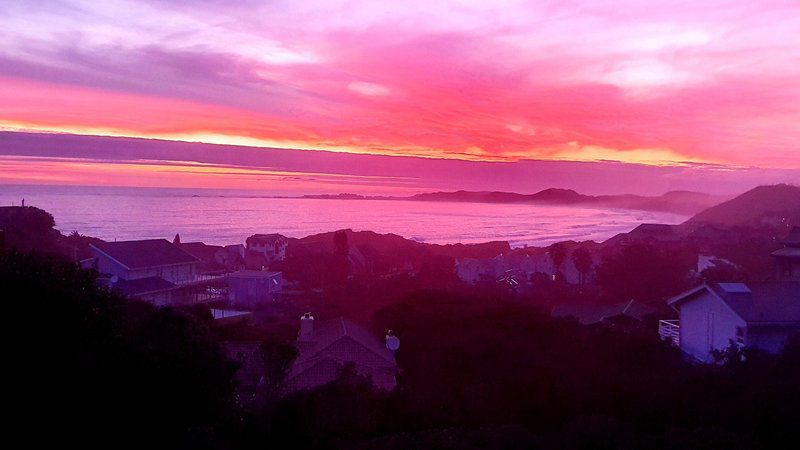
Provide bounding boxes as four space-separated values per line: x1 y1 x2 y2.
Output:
687 184 800 228
409 188 722 215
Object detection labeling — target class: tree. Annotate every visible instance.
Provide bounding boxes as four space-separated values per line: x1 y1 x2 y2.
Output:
571 247 593 285
548 243 567 280
333 230 349 257
331 230 352 283
596 244 693 302
3 250 236 447
258 341 299 401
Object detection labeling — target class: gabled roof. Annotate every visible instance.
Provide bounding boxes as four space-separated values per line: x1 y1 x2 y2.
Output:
91 239 199 270
115 276 177 296
294 317 395 366
669 282 800 325
285 317 396 391
179 242 223 262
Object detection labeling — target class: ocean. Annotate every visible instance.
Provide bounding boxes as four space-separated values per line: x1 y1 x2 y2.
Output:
0 184 687 247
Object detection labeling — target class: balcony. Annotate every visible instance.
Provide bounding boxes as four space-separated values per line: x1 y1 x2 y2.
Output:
659 320 680 346
174 273 227 286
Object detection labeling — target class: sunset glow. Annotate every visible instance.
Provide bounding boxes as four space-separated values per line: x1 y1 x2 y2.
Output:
1 0 799 190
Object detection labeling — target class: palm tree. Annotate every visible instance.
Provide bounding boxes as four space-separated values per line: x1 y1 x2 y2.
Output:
548 242 566 281
571 247 593 285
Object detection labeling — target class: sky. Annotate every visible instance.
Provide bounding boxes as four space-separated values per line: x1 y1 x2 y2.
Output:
0 0 799 194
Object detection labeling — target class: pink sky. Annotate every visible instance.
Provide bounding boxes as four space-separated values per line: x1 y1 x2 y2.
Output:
0 0 799 192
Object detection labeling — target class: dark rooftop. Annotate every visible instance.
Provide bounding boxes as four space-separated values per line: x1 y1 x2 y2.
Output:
92 239 200 270
671 282 800 325
710 282 800 324
295 317 395 366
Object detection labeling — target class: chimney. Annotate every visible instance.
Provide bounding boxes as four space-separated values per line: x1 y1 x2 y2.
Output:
299 312 314 341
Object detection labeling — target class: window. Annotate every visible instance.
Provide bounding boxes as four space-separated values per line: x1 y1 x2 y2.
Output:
735 326 746 346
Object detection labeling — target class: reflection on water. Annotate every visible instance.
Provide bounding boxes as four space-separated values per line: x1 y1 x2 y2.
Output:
0 185 686 247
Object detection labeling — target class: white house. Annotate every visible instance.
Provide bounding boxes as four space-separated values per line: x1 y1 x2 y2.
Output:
663 282 800 362
245 234 288 263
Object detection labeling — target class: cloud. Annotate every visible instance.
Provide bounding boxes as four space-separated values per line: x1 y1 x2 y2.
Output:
0 0 798 170
347 81 391 97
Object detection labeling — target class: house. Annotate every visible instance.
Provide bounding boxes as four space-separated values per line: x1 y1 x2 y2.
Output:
217 244 246 271
772 226 800 280
456 250 584 285
246 234 288 263
228 270 283 308
89 239 225 305
284 314 397 393
90 239 200 284
178 241 226 274
664 282 800 362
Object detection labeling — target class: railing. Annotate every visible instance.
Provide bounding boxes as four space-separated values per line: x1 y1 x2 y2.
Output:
175 273 227 286
659 320 680 346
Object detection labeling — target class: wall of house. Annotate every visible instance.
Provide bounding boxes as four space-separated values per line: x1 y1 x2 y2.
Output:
247 240 287 262
679 291 746 362
127 264 196 284
747 326 800 354
229 273 283 309
93 252 131 279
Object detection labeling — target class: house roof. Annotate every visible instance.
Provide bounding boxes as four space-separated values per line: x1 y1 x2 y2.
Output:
115 276 177 296
669 282 800 325
91 239 199 270
286 317 396 391
179 242 223 262
294 317 395 365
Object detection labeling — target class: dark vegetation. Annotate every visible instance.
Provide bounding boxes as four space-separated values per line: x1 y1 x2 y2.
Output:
7 248 800 449
4 250 235 448
0 205 101 258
